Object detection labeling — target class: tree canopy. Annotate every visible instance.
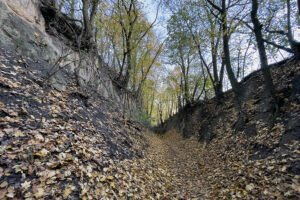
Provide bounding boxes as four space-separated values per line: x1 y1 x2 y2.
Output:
56 0 299 124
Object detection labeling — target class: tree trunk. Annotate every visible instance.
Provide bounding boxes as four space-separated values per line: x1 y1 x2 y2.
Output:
211 43 219 84
150 92 155 116
124 39 132 87
178 47 190 105
70 0 75 18
59 0 65 11
211 46 223 99
221 0 240 96
82 0 92 43
287 0 300 58
251 0 277 107
82 0 98 48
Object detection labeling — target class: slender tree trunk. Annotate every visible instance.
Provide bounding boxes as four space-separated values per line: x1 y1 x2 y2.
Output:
59 0 65 11
211 44 223 98
178 95 182 110
287 0 300 58
251 0 277 112
150 92 155 116
82 0 98 47
179 47 190 105
242 33 252 78
70 0 75 18
82 0 92 44
124 39 132 86
221 0 240 96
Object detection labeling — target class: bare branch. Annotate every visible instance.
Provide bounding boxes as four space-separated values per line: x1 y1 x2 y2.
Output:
206 0 222 13
263 39 293 53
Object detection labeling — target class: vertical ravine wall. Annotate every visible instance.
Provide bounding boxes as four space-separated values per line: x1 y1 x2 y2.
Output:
0 0 140 119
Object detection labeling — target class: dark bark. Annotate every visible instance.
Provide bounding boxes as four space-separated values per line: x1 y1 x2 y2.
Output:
70 0 75 18
211 40 219 84
287 0 300 58
186 16 223 99
59 0 65 11
178 46 190 105
206 0 240 97
261 0 300 58
123 39 132 86
211 41 223 98
221 0 240 96
251 0 277 110
40 0 83 48
82 0 99 48
263 39 294 53
116 0 138 87
150 92 155 116
214 56 225 99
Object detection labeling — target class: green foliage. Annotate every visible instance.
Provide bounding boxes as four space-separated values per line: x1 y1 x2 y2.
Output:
137 111 153 127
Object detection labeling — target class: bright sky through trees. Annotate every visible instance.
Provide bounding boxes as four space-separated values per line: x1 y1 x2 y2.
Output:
56 0 299 124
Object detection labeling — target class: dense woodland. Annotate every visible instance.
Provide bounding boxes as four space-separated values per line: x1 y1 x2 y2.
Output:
44 0 299 125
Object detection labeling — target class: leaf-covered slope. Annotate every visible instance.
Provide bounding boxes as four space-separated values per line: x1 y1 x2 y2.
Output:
155 59 300 199
0 49 147 199
0 48 208 200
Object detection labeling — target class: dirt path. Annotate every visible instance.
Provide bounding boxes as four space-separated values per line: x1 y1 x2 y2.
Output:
142 130 207 199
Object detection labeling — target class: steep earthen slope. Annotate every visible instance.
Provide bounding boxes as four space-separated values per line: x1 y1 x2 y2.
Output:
156 59 300 199
0 0 139 118
0 49 148 199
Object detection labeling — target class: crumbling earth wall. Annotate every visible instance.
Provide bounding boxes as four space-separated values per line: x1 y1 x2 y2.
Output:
0 0 139 119
156 59 300 152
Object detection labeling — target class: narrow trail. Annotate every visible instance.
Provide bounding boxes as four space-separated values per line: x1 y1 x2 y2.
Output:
143 130 207 199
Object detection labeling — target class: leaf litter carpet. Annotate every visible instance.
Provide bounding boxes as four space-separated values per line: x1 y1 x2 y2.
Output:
0 48 208 199
0 49 299 199
141 130 207 199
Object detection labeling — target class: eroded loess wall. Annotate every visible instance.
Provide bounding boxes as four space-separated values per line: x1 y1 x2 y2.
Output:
156 60 300 148
0 0 140 119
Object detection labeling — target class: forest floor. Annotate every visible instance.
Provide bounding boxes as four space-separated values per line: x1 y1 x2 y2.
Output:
115 128 299 200
141 130 207 199
0 49 299 199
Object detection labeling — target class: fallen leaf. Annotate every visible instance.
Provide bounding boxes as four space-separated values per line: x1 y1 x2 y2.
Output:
34 32 40 40
0 181 8 188
6 186 14 198
21 107 28 115
35 134 44 141
100 177 106 182
36 148 49 157
63 187 72 198
110 181 115 188
14 130 24 137
34 188 44 198
18 59 25 64
246 183 255 191
21 181 31 191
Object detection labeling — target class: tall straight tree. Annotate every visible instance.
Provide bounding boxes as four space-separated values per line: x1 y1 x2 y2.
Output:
251 0 277 110
250 1 273 89
206 0 240 97
165 3 224 99
113 0 159 87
